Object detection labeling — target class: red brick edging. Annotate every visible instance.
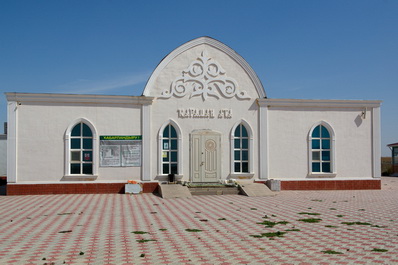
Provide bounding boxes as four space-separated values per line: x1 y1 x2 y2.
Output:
6 182 159 195
280 179 381 190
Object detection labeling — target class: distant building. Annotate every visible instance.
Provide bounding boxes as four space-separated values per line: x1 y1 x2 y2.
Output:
5 37 382 195
0 123 6 179
387 142 398 176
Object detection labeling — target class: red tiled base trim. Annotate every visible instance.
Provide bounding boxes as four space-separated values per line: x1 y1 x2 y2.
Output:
280 179 381 190
6 182 159 195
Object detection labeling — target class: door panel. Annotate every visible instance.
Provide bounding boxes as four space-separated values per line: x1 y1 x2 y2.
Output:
191 131 221 182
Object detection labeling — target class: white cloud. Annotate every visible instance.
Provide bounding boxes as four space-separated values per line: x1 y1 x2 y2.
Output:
57 71 151 95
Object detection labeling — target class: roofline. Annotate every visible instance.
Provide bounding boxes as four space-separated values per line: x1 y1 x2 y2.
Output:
5 92 154 105
257 98 382 108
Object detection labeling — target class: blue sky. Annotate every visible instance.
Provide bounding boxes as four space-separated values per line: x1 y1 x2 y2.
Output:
0 0 397 156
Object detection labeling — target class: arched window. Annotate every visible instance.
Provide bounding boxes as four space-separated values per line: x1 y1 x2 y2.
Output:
309 122 335 175
69 122 93 175
233 123 250 173
161 124 178 175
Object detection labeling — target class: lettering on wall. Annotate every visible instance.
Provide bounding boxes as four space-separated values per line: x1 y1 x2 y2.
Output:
177 108 232 119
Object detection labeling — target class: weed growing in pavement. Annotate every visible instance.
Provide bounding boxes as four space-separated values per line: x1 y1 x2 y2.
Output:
218 218 227 220
137 239 157 243
185 229 202 232
159 228 167 231
132 231 150 234
298 218 322 223
298 212 321 215
199 219 208 222
311 199 323 202
321 250 344 254
371 225 388 228
341 222 372 226
285 229 301 231
58 230 72 233
358 209 366 211
336 215 344 217
250 231 286 239
140 254 146 257
325 225 338 228
257 220 289 228
329 208 337 210
79 252 84 255
58 213 73 215
371 248 388 252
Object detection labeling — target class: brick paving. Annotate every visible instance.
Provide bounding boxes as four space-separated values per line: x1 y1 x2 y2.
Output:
1 177 398 264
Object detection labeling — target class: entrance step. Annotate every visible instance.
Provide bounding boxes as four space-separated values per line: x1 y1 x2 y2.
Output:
239 183 275 197
188 186 240 196
159 184 192 199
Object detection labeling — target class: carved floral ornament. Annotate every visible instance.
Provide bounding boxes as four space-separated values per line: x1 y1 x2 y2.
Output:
160 51 251 101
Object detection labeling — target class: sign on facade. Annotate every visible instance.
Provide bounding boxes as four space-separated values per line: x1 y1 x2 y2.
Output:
100 136 142 167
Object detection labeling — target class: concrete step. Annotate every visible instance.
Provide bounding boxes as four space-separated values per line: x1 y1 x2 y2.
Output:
188 186 240 196
239 183 276 197
159 184 192 199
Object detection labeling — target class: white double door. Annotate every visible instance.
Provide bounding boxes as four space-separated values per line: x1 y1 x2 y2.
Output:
190 130 221 182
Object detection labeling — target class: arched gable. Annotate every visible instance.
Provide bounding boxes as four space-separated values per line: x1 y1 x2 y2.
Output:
142 37 266 99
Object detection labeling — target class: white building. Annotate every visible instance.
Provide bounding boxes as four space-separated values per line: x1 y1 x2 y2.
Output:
5 37 381 195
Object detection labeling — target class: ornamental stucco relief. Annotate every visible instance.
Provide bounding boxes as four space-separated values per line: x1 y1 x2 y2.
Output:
160 51 251 101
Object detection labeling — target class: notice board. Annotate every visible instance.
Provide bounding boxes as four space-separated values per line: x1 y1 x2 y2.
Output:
100 136 142 167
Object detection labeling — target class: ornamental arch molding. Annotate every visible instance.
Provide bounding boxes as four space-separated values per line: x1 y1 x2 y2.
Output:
142 37 266 99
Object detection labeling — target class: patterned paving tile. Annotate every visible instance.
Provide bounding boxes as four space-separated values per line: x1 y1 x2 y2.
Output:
1 177 398 264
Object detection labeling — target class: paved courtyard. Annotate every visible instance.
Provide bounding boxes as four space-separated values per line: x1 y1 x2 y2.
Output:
1 177 398 265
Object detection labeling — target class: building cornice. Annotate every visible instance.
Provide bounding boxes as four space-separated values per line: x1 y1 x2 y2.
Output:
257 98 382 108
5 92 154 106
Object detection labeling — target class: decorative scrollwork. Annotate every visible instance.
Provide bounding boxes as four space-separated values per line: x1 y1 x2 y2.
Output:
161 51 251 101
205 139 216 151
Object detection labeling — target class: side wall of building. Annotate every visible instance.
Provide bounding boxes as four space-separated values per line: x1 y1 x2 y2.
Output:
266 102 381 180
7 94 147 183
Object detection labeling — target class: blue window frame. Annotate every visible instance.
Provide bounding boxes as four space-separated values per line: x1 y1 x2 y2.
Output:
311 125 331 173
162 124 178 174
70 122 93 175
233 124 249 173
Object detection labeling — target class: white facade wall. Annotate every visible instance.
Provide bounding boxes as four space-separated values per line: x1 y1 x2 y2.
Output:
6 94 150 183
5 37 382 186
264 100 381 180
146 43 262 182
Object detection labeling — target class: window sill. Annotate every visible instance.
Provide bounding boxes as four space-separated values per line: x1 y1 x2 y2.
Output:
62 175 98 181
229 173 254 179
307 173 336 178
155 174 183 181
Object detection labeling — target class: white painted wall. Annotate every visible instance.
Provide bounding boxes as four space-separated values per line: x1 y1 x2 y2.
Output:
267 105 377 180
9 95 146 183
147 43 262 182
6 37 382 185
